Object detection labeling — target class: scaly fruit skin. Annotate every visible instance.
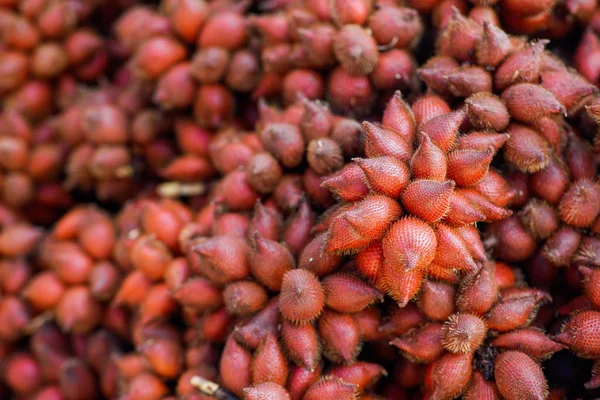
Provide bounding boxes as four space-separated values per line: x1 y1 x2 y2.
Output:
392 261 558 398
322 90 512 305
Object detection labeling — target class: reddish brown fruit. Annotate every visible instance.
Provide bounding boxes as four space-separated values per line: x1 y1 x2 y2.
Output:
401 180 455 222
56 286 102 334
329 362 387 391
419 109 466 153
303 376 358 400
198 12 247 50
494 40 547 90
318 310 362 364
501 83 565 124
487 216 536 262
322 164 370 202
281 320 321 371
252 334 288 386
369 6 423 49
322 273 383 313
504 124 550 173
491 329 564 360
246 152 282 194
530 156 570 204
333 25 379 75
441 313 486 354
519 199 558 239
192 236 250 284
223 281 268 317
250 233 294 291
494 351 548 400
410 134 447 181
473 170 514 208
558 179 600 227
327 195 402 254
327 68 375 116
456 262 498 315
220 336 251 396
418 56 460 95
355 156 410 197
437 9 482 62
553 310 600 358
299 234 341 277
23 271 65 311
542 226 582 267
279 269 325 325
383 217 437 272
330 0 372 26
307 138 344 175
445 66 493 98
475 20 512 68
363 122 412 162
391 323 445 363
465 93 510 131
381 91 417 143
244 382 291 400
173 277 222 311
447 147 494 187
419 281 456 321
485 294 546 332
424 352 473 399
234 298 280 349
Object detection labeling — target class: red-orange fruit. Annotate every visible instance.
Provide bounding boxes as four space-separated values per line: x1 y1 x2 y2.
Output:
580 264 600 305
463 371 500 400
491 329 564 360
419 281 456 321
553 310 600 358
447 147 494 187
444 191 487 226
541 70 598 116
4 353 41 395
566 133 595 181
260 123 305 168
287 365 321 400
322 273 383 313
417 56 461 95
303 376 359 400
326 195 402 254
456 262 498 315
355 240 383 282
173 277 222 311
368 6 423 49
327 67 374 115
223 281 268 317
298 234 342 277
434 224 478 272
250 201 283 242
333 25 379 75
465 93 510 131
322 164 370 203
130 235 173 281
382 217 437 272
401 180 455 222
283 199 315 255
445 66 493 98
220 336 252 396
329 362 387 391
381 91 416 143
412 93 452 127
318 310 362 363
424 352 473 399
55 286 102 334
454 132 510 153
355 156 411 197
281 320 321 371
279 269 325 324
475 20 512 68
0 224 43 257
244 382 291 400
487 216 536 262
494 40 547 90
354 306 384 342
436 9 482 62
192 235 250 284
419 110 466 153
494 351 548 400
530 156 570 204
330 0 372 26
23 271 65 311
274 175 303 211
519 199 559 239
250 233 294 291
123 372 168 400
113 270 151 308
410 134 447 181
300 100 333 140
219 170 260 211
380 303 426 337
558 179 600 227
234 298 280 350
501 83 565 124
330 118 364 157
379 258 424 307
485 294 544 332
246 153 283 194
140 339 183 379
504 124 550 173
362 122 412 162
252 334 288 386
441 313 486 354
455 225 487 262
307 138 344 175
391 323 445 363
